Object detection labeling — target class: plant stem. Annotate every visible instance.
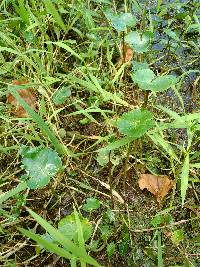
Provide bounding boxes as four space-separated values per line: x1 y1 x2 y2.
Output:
122 31 127 81
142 90 150 109
122 31 125 64
108 151 114 209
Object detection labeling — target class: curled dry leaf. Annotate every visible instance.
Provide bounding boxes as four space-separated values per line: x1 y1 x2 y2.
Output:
138 174 175 203
116 44 133 68
7 80 37 118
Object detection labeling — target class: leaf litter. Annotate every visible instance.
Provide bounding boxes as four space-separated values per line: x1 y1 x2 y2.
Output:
138 174 175 203
7 80 37 117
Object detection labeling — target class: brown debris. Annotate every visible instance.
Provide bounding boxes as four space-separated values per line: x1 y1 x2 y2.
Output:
138 173 175 203
7 80 37 118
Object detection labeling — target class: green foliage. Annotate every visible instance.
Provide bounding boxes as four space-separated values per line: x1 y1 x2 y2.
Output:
104 10 136 32
58 212 92 242
19 208 100 266
171 230 184 245
151 214 173 227
125 31 152 52
100 224 113 241
20 146 62 189
116 109 154 138
9 86 73 156
52 86 71 105
132 69 156 89
42 0 67 32
132 69 177 92
82 198 101 212
107 241 115 258
0 0 199 265
180 153 190 206
157 232 164 267
96 150 119 166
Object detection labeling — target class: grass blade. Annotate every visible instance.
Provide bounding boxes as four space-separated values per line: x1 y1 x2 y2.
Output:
19 228 73 259
98 136 135 152
26 208 100 267
157 231 164 267
50 41 83 61
74 207 87 266
9 85 74 157
43 0 67 32
148 132 179 162
190 163 200 168
0 181 27 204
181 153 190 206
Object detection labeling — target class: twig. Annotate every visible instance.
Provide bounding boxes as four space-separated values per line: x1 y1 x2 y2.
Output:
130 217 199 233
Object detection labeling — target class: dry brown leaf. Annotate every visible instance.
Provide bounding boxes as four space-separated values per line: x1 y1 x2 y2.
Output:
116 44 133 68
138 174 175 203
7 80 37 118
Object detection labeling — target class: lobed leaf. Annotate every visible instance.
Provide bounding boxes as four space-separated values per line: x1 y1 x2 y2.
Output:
20 146 62 189
116 109 154 138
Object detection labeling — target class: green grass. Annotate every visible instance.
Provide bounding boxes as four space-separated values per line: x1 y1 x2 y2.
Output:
0 0 199 266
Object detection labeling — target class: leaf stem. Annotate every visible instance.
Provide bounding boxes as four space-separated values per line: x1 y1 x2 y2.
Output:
142 90 150 109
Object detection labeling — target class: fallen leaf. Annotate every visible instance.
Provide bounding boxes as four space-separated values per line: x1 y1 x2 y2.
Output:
7 80 37 117
116 44 133 68
138 174 175 203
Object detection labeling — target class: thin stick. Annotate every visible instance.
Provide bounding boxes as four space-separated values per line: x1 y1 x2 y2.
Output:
130 217 199 233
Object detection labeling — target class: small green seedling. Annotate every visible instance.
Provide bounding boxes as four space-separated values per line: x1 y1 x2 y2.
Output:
82 197 101 212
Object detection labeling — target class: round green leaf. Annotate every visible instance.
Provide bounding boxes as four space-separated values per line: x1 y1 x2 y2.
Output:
150 75 177 92
132 61 149 71
125 31 151 52
117 109 154 138
20 147 62 189
82 197 101 212
132 69 155 90
105 10 136 32
52 86 71 105
120 13 136 28
58 213 92 242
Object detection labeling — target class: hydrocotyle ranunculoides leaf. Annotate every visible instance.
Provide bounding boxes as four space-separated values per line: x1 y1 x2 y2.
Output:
82 197 101 212
132 69 177 92
52 86 71 105
58 213 92 243
20 146 62 189
125 31 151 52
132 69 155 90
104 9 136 32
150 75 177 92
116 109 154 138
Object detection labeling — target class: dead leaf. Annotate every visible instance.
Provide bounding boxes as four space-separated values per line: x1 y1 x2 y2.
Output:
138 174 175 203
7 80 37 118
116 44 133 68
